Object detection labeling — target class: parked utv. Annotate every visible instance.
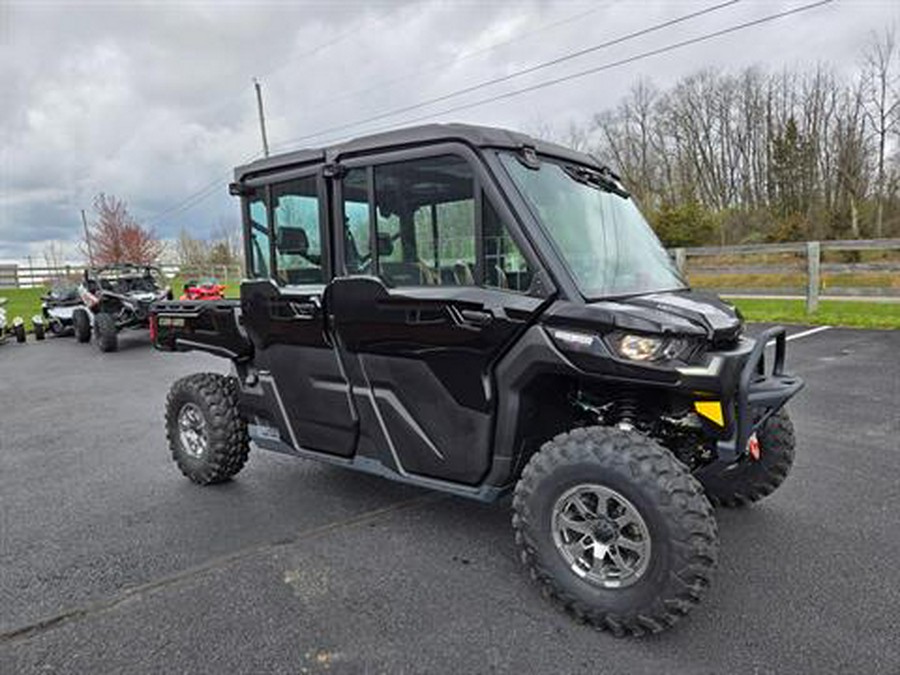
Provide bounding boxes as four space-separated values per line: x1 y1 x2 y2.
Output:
180 279 227 301
34 281 85 338
73 264 171 352
151 124 803 636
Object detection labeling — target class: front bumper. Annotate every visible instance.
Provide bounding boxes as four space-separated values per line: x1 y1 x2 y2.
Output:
714 326 804 462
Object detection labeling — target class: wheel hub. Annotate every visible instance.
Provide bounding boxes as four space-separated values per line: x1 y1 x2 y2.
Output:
551 483 652 589
592 517 618 543
177 403 208 459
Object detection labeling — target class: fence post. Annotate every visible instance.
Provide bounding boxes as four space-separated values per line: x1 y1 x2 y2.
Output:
673 248 686 275
806 241 820 314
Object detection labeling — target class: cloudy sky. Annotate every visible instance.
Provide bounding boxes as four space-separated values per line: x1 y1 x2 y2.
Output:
0 0 895 263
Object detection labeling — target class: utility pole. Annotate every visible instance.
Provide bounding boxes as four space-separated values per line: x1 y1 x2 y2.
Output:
254 78 270 158
81 209 94 266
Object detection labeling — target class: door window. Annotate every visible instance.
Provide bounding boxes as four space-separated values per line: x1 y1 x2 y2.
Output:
342 168 371 275
483 197 533 292
247 189 271 279
373 155 476 286
272 176 325 285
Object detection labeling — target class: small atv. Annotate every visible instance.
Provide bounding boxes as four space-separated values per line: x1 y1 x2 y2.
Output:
180 280 227 301
33 282 85 339
0 298 26 344
151 124 804 636
73 264 171 352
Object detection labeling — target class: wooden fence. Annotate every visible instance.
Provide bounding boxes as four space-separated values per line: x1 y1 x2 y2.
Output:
671 238 900 311
0 264 244 290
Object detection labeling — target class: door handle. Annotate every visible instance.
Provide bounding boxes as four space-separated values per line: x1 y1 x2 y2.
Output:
289 300 319 319
457 308 493 327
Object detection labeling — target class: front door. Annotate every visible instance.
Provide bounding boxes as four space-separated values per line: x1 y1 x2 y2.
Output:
241 173 358 457
326 151 549 485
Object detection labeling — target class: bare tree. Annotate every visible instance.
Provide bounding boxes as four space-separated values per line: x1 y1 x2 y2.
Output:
42 240 65 269
861 28 899 238
176 228 209 269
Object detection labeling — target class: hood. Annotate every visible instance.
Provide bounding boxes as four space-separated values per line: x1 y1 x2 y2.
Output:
544 289 743 348
624 290 743 347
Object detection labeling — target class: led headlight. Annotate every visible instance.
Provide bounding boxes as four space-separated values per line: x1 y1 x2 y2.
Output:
608 332 693 363
614 333 665 361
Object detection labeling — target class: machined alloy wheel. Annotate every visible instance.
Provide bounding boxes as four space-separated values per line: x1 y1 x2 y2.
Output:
552 483 651 589
513 426 718 636
165 373 250 485
177 402 208 459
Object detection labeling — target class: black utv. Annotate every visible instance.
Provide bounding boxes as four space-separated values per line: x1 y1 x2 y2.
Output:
73 264 171 352
151 124 803 636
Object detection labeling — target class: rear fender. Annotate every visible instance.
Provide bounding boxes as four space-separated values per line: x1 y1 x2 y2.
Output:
151 300 252 362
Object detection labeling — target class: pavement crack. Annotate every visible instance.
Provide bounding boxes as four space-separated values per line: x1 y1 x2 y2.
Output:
0 493 440 645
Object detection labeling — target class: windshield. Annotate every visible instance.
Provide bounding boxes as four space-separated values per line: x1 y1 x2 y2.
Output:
500 153 685 298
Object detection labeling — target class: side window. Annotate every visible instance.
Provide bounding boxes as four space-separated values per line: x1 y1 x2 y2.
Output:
373 155 476 286
272 176 324 285
483 197 533 293
247 189 270 279
342 168 371 274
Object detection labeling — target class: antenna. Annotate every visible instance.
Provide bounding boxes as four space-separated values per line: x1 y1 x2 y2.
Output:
254 78 270 158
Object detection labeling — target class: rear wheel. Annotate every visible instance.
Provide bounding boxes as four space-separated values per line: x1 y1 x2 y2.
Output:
73 308 91 343
94 312 118 352
697 408 795 507
513 426 718 636
14 323 26 343
34 321 45 340
166 373 250 485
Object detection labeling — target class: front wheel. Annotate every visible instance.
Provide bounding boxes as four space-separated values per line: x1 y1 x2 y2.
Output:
94 312 118 352
697 408 796 507
513 427 718 637
165 373 250 485
73 308 91 343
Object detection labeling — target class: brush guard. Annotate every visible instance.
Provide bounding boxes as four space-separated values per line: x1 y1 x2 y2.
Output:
716 326 804 462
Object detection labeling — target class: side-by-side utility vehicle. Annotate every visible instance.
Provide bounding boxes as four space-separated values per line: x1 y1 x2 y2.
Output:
73 264 171 352
151 124 803 636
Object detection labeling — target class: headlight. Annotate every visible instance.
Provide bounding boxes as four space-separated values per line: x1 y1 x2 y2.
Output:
614 334 665 361
607 332 692 363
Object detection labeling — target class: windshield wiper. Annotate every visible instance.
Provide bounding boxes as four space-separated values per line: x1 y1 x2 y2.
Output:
563 165 630 199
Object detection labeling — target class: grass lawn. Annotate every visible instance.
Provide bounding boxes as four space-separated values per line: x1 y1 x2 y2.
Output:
0 287 46 330
729 298 900 329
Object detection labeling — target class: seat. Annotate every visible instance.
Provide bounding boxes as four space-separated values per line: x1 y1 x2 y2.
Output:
453 261 475 286
379 261 436 286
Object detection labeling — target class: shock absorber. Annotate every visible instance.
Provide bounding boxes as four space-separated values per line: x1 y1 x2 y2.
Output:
615 396 640 431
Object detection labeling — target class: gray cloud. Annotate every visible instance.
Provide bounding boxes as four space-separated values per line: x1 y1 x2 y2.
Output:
1 0 896 261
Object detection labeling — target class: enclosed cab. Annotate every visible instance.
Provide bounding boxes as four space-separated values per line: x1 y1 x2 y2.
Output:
152 124 803 636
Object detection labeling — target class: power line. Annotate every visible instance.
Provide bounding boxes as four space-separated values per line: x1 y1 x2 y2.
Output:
271 0 741 152
143 3 610 224
142 7 404 226
288 0 834 151
296 3 611 116
146 0 832 224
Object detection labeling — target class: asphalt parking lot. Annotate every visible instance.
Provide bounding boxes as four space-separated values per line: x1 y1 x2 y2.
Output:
1 325 899 674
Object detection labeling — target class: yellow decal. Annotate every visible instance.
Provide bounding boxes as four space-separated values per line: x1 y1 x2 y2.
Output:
694 401 725 426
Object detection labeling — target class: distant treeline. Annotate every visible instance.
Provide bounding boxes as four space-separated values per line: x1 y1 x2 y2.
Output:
541 30 899 247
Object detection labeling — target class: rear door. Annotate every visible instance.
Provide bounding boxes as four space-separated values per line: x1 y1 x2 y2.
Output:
240 172 358 457
326 148 551 485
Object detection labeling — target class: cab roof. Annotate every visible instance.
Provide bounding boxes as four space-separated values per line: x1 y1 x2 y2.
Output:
233 123 600 182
